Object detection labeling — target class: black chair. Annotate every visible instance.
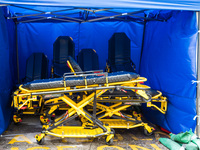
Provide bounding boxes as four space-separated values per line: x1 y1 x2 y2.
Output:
106 32 136 73
77 49 99 71
25 53 48 82
52 36 75 77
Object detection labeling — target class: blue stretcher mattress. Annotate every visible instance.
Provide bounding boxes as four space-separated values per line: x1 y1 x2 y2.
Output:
22 71 139 90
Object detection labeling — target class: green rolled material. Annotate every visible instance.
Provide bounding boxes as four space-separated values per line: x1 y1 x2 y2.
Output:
188 129 200 149
192 139 200 149
159 138 182 150
170 131 192 144
179 142 198 150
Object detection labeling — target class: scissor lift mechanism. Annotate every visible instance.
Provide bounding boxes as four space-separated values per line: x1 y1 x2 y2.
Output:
12 71 167 145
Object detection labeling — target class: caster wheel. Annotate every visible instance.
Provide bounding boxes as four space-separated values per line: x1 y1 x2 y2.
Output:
105 136 113 145
51 113 56 121
14 121 20 125
40 115 50 125
144 129 153 136
40 120 44 125
13 115 22 125
36 137 45 145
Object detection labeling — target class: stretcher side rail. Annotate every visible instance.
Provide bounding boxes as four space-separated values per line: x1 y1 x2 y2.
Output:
63 70 104 77
19 77 148 94
19 85 151 96
63 72 108 80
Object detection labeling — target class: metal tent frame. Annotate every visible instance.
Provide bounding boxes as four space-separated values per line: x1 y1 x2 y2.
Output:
5 5 165 23
0 4 200 138
5 4 165 84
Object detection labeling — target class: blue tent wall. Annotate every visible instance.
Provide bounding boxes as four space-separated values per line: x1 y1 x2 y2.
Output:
17 22 80 79
79 22 143 72
17 21 143 80
0 8 15 134
140 11 197 133
0 8 198 134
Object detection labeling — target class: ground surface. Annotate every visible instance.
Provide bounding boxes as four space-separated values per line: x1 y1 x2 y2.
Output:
0 115 169 150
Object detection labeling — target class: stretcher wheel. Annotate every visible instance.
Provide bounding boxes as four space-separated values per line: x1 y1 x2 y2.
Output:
144 129 153 136
14 121 20 125
105 136 114 145
40 115 50 125
105 138 113 145
36 137 45 145
13 115 22 125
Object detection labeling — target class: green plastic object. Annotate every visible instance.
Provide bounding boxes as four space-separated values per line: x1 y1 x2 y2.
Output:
179 142 198 150
160 129 200 150
188 129 200 149
192 139 200 149
159 138 182 150
170 131 192 144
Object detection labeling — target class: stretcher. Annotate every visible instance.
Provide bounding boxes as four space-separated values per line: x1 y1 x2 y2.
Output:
12 57 167 145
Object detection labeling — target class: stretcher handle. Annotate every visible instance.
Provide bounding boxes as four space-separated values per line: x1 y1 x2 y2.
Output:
63 70 104 77
63 72 108 80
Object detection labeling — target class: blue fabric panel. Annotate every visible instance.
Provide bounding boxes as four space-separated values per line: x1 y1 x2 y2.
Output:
18 21 143 79
2 0 200 11
140 11 197 134
18 23 79 79
0 8 15 134
79 22 144 72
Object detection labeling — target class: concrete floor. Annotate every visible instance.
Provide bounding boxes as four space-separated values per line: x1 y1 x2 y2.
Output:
0 115 169 150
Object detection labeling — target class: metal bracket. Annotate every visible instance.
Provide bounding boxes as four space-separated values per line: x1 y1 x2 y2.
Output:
192 80 200 84
193 115 200 125
45 12 51 14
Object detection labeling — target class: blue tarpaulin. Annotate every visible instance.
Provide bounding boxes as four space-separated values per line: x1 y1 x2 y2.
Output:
140 11 197 133
1 0 200 11
0 8 15 134
0 0 198 135
17 21 143 79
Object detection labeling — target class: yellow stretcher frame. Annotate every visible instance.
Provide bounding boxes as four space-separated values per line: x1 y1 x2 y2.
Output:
12 66 167 145
12 74 163 122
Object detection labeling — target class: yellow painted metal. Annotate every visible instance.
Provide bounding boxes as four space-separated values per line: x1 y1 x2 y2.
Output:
40 115 49 124
46 126 110 138
48 105 59 115
13 115 22 123
35 126 114 142
144 124 154 133
35 133 45 142
17 77 147 94
106 134 114 142
12 67 168 144
22 112 36 115
101 119 142 129
67 60 76 74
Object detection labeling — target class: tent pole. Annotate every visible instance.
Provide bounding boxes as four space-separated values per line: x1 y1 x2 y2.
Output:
139 19 146 72
196 11 200 138
15 23 20 84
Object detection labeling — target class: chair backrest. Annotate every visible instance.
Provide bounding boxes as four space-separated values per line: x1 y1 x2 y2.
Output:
26 53 48 82
53 36 75 64
77 49 99 71
53 36 75 77
108 32 136 72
